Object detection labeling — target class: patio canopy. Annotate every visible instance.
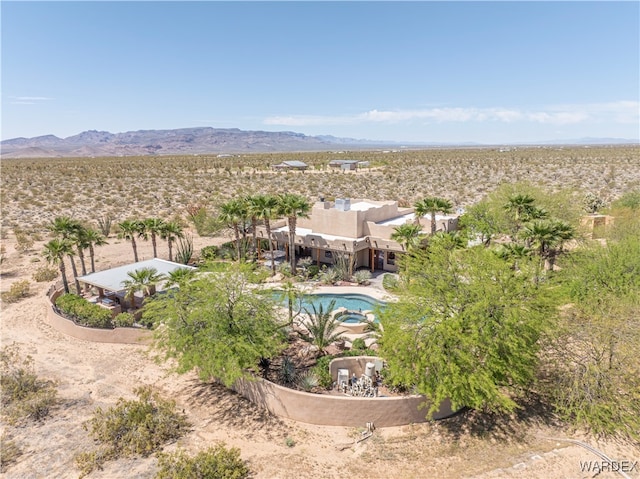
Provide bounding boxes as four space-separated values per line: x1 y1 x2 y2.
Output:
77 258 196 292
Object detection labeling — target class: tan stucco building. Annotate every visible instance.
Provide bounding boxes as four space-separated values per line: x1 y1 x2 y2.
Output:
258 198 458 273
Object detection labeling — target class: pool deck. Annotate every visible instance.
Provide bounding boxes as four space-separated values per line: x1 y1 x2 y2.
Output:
310 285 395 302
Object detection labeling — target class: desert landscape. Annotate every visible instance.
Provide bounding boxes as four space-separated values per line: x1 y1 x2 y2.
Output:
2 146 640 478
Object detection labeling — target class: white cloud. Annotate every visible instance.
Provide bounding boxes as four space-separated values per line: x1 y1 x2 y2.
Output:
264 101 639 127
9 96 54 105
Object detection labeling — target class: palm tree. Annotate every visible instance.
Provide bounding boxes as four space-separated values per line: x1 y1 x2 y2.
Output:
164 267 196 288
521 219 574 271
503 194 537 234
277 193 311 275
415 197 453 235
84 228 108 273
42 239 74 294
219 199 246 262
143 218 166 258
160 221 184 262
118 220 144 262
245 195 261 260
121 267 165 309
298 300 345 356
72 225 91 277
48 216 83 291
494 243 531 271
391 223 424 251
252 194 280 275
429 231 466 251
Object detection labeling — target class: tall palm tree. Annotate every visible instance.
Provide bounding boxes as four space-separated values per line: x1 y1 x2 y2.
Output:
252 194 280 275
48 216 83 291
219 199 246 262
245 195 261 260
160 221 184 262
277 193 311 275
118 220 144 263
143 218 166 258
415 197 453 235
42 239 74 294
72 225 91 277
298 300 344 356
84 228 108 273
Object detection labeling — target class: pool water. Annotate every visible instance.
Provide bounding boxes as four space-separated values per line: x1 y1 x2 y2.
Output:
336 312 369 324
281 293 386 313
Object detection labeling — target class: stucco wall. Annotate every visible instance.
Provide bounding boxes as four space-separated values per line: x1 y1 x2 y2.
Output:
47 290 152 345
233 377 455 427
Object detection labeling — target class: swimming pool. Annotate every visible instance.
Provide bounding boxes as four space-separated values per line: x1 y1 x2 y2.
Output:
274 292 386 314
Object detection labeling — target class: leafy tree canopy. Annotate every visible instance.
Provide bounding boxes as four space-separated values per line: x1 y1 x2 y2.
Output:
379 242 555 415
143 265 286 387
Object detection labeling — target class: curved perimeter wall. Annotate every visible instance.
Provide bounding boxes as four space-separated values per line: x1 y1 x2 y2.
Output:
47 289 152 345
234 356 457 427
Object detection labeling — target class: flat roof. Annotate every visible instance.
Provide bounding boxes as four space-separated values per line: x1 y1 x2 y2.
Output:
349 201 379 211
274 226 366 242
377 213 457 226
77 258 195 292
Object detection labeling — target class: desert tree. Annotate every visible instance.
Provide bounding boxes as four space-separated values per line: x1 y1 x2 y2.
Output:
520 219 574 271
540 227 640 441
379 241 553 415
277 193 311 275
143 265 286 387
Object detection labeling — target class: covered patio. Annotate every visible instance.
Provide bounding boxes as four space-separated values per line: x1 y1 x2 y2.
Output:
76 258 195 314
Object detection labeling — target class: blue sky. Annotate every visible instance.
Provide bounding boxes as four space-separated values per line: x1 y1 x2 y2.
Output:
2 1 639 144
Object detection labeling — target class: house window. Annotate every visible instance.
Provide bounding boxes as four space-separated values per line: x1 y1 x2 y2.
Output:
387 252 396 265
324 250 333 258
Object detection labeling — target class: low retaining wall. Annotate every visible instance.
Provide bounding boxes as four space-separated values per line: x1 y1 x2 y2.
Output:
234 377 455 427
47 289 152 345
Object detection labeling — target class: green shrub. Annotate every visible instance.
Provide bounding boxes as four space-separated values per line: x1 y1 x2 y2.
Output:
75 386 190 477
0 344 58 424
382 273 399 291
55 294 113 329
200 245 219 261
353 270 372 285
297 371 319 392
311 356 333 390
33 266 58 282
1 280 31 303
351 338 366 351
113 312 135 328
155 444 249 479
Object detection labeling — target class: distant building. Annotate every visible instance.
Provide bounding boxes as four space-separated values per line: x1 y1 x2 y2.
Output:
272 160 308 171
257 198 458 273
328 159 360 171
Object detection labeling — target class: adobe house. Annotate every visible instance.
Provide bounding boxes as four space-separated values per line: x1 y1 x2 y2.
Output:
257 198 458 273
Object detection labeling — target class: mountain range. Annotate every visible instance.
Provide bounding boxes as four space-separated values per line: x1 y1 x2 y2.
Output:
1 127 637 158
0 128 397 159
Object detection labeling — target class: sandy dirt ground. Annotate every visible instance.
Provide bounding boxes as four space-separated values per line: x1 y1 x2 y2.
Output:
1 232 638 479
